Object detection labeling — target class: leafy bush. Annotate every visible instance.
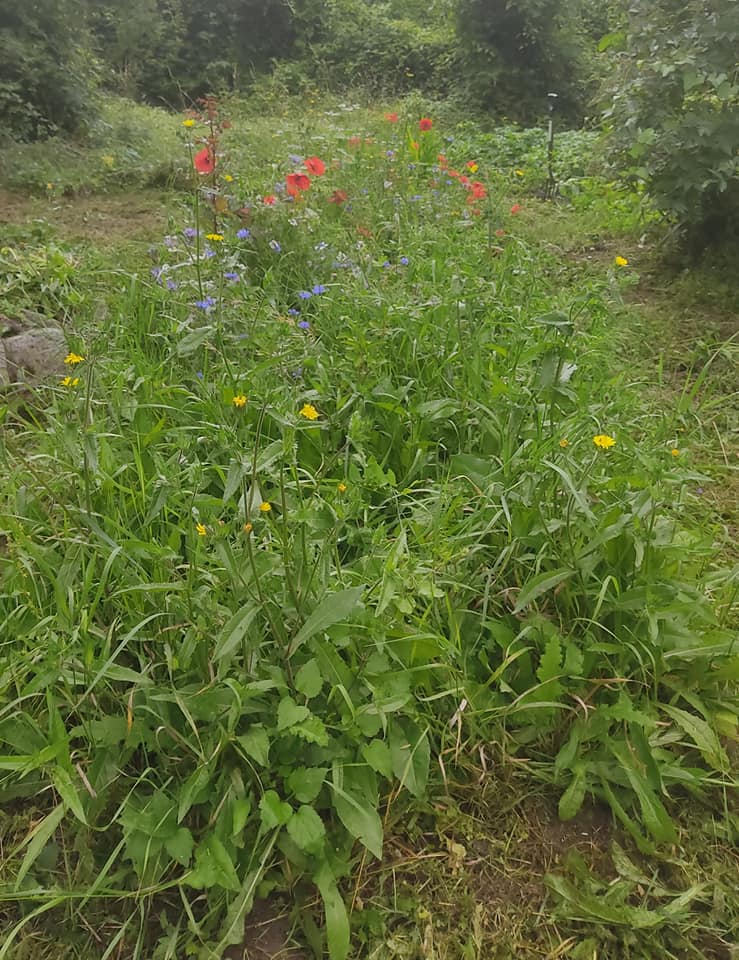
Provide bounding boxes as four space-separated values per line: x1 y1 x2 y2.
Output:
604 0 739 243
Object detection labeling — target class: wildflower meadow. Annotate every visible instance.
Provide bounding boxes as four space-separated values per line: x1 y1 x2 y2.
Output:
0 94 737 960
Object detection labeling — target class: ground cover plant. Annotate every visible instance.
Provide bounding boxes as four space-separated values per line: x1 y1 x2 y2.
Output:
0 98 737 960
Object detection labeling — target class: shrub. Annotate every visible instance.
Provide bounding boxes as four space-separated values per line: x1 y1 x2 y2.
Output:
603 0 739 244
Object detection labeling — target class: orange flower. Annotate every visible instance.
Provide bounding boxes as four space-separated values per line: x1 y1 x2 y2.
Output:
471 181 487 199
419 117 433 131
438 154 448 168
347 135 362 148
304 156 326 176
328 189 348 204
510 203 522 215
385 112 399 123
286 172 311 196
194 147 215 174
263 194 277 205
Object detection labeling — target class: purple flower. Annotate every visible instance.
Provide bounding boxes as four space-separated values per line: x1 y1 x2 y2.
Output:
183 227 198 239
236 228 251 239
399 256 409 266
270 240 281 253
312 284 327 295
204 248 215 259
163 235 178 249
382 261 391 268
288 154 303 164
151 266 163 281
298 320 310 329
288 308 300 317
196 371 204 380
409 195 422 202
298 290 312 300
224 272 239 281
166 278 179 291
386 150 395 158
195 297 216 310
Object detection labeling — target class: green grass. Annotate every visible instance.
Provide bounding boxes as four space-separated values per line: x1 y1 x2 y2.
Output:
0 97 737 960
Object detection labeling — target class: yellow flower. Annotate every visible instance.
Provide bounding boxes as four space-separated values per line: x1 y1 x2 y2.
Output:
614 256 629 267
593 434 616 450
559 438 570 448
205 233 224 242
196 522 207 536
338 482 347 493
259 501 272 513
64 352 85 365
467 162 478 173
243 521 253 533
46 182 54 191
299 403 319 421
223 174 234 182
232 394 247 408
60 376 80 387
182 118 196 128
514 169 525 177
101 154 115 168
671 448 680 457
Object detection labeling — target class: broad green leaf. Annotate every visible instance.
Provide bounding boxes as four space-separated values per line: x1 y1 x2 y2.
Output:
330 784 383 859
291 716 329 746
14 803 65 889
213 604 259 662
176 325 214 356
288 767 327 803
287 805 326 853
277 696 310 732
537 634 562 684
51 767 86 824
611 743 677 843
315 863 350 960
237 726 270 767
295 659 324 699
164 827 193 866
362 740 393 779
231 797 252 836
513 568 574 614
259 791 293 830
558 768 587 821
288 587 364 656
188 834 240 891
389 720 429 798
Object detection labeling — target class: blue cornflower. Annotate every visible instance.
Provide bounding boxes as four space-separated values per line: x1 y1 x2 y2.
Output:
236 228 251 239
270 240 281 252
151 266 163 281
382 260 391 268
298 320 310 329
163 235 178 249
386 150 395 158
288 308 300 317
166 278 178 291
288 154 303 164
399 256 409 266
312 284 327 295
446 179 453 185
196 371 204 380
298 290 312 300
224 272 239 281
204 249 215 259
183 227 198 239
195 297 216 310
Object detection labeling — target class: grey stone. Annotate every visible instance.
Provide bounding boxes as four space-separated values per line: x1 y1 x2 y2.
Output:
0 316 68 387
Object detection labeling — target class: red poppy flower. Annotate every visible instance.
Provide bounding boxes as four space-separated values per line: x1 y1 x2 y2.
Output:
438 154 448 168
305 156 326 176
385 112 399 123
459 175 470 187
510 203 522 215
194 147 215 175
263 194 277 205
328 189 348 204
286 172 311 196
419 118 433 132
448 169 460 179
471 181 487 199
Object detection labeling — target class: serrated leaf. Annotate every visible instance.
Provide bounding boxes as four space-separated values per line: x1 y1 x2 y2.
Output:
259 790 293 830
288 587 364 656
513 568 574 614
287 805 326 853
662 705 729 772
164 827 193 866
277 696 311 732
537 634 562 683
295 659 324 699
188 834 240 892
292 716 329 746
237 726 270 766
288 767 327 803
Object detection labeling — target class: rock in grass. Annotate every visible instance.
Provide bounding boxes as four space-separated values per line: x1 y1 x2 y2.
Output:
0 313 67 387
